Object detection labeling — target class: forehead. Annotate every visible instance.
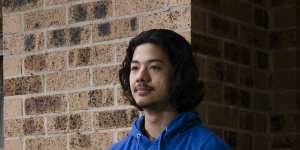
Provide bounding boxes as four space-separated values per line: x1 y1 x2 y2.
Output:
132 43 169 63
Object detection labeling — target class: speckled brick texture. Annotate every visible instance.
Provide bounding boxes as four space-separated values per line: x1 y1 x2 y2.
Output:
2 0 297 149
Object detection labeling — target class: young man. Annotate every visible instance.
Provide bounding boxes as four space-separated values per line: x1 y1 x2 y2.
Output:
109 29 230 150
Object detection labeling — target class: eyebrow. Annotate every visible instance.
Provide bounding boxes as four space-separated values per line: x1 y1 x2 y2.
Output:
131 59 164 64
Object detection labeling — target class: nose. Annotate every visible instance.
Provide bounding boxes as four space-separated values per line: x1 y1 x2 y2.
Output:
136 66 150 83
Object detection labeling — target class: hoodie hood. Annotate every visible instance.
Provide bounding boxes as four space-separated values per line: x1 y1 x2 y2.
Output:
128 112 201 143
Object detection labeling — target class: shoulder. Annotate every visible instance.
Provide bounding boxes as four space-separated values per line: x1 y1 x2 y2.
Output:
108 135 136 150
181 125 230 149
202 134 231 150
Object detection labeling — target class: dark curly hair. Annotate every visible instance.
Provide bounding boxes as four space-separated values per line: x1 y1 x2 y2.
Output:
119 29 204 112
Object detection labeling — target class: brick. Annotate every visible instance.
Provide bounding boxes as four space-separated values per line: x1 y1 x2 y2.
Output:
240 25 269 48
203 81 223 103
25 94 67 115
69 112 92 130
239 89 251 108
116 87 129 105
207 14 238 40
222 0 254 24
272 71 296 89
4 34 25 55
223 63 238 84
68 91 89 111
239 67 254 87
70 132 113 150
23 117 44 135
4 98 22 118
3 14 23 34
207 105 238 128
254 135 269 150
46 69 90 91
253 70 270 89
271 0 296 7
239 111 254 131
94 109 138 129
3 0 43 13
88 89 113 107
24 54 46 72
46 51 66 71
5 138 23 150
193 0 222 13
297 51 300 68
69 44 113 67
192 33 222 57
46 0 78 6
68 89 113 111
140 7 191 31
115 0 164 16
117 130 130 141
24 8 66 31
253 113 267 132
4 119 24 137
270 29 296 49
24 51 66 72
47 115 69 133
255 51 270 70
273 50 296 69
5 117 45 137
193 54 206 79
191 11 206 33
205 58 224 81
26 136 67 150
272 92 297 112
116 42 128 63
4 75 43 96
252 92 271 111
254 8 269 28
93 65 119 86
24 32 45 52
47 25 90 48
93 17 138 42
3 56 22 77
224 42 251 66
224 85 239 106
69 0 112 24
223 130 237 148
236 133 252 150
169 0 190 6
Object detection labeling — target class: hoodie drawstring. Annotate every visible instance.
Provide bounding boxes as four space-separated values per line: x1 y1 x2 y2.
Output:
137 133 142 150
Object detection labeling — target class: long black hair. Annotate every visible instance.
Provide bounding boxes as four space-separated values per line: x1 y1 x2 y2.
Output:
119 29 204 112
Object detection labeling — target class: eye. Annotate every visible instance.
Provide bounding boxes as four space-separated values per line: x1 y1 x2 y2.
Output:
150 65 161 71
130 65 139 71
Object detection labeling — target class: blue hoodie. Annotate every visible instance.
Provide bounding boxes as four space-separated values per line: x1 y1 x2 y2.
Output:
109 112 231 150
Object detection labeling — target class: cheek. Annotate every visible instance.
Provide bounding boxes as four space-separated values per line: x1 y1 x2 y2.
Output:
129 74 134 88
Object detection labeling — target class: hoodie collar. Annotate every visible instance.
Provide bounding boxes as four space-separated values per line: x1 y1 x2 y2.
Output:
129 112 201 142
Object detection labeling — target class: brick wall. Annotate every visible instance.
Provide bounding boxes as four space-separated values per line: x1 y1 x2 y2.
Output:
2 0 298 150
191 0 299 150
2 0 191 149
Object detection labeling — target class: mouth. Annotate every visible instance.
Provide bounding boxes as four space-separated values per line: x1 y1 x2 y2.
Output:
134 86 153 96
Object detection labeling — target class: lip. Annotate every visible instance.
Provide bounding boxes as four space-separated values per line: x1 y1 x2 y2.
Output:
136 90 151 96
134 86 153 96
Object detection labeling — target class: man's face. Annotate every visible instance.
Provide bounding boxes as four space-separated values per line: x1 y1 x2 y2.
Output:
129 43 174 109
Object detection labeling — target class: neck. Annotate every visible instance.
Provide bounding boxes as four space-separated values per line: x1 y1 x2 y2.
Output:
142 107 178 141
